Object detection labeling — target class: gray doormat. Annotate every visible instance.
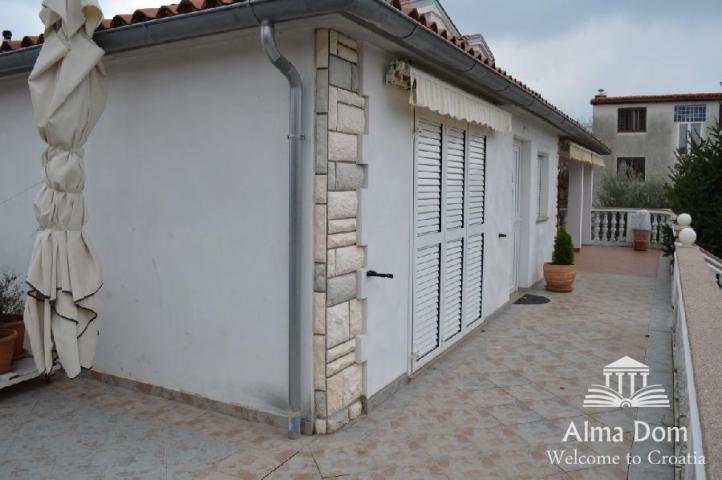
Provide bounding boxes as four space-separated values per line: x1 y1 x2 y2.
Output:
514 294 550 305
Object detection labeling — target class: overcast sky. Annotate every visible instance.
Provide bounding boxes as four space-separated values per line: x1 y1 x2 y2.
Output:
2 0 721 121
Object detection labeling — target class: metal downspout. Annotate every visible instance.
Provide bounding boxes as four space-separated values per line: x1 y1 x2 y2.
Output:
260 19 304 440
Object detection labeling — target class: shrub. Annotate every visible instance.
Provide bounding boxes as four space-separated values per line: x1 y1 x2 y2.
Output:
666 123 722 257
660 224 675 258
596 164 670 209
552 227 574 265
0 272 24 315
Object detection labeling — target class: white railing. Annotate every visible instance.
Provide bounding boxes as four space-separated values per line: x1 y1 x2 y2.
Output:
590 208 674 247
700 248 722 289
672 250 709 480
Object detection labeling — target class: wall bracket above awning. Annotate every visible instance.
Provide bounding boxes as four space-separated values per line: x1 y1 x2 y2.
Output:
386 60 512 133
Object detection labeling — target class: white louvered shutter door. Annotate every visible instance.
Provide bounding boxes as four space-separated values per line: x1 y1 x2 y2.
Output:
441 124 466 341
413 114 487 370
464 130 487 326
412 116 443 361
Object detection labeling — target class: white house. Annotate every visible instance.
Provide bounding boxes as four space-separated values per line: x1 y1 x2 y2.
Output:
0 0 609 436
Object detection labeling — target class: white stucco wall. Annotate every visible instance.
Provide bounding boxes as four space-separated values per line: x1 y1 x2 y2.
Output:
510 115 560 288
0 26 316 418
1 18 565 413
0 79 44 267
481 127 515 309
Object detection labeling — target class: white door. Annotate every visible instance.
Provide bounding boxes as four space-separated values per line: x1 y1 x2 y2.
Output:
361 109 415 396
412 111 487 371
510 142 522 294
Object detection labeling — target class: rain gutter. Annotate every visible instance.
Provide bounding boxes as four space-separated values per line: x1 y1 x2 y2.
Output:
0 0 609 154
259 20 304 440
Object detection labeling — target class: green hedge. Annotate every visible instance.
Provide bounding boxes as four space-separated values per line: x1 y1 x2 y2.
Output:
666 123 722 257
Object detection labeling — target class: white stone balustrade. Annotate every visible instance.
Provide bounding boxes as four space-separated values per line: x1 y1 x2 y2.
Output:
589 208 674 247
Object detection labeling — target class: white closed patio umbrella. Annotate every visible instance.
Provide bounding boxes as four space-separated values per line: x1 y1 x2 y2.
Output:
24 0 106 378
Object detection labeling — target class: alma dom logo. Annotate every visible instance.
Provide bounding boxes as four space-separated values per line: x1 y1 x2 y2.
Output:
545 356 704 469
583 356 669 408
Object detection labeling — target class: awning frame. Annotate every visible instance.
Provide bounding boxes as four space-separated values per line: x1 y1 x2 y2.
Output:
559 140 606 167
386 60 512 133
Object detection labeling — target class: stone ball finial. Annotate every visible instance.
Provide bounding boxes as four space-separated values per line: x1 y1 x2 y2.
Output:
677 213 692 228
679 227 697 246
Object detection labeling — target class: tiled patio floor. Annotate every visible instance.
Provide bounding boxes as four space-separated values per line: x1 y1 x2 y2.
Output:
0 249 675 479
575 245 661 277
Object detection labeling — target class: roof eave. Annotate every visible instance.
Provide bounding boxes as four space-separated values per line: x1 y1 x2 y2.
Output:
0 0 609 154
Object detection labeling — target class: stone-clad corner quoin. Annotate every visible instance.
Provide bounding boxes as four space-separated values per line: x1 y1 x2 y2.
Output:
312 29 367 434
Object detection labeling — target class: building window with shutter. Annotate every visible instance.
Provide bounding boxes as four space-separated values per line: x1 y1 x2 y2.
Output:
674 105 706 153
537 154 549 221
617 107 646 133
617 157 645 179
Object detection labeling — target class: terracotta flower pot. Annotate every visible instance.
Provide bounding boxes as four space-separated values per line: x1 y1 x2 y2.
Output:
0 329 18 374
0 314 25 358
632 229 650 251
543 263 576 293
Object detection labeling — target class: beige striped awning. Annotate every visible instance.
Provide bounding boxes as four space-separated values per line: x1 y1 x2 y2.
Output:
559 141 606 166
386 60 513 133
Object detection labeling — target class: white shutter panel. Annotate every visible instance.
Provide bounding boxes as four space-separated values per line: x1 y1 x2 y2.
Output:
415 118 442 237
446 126 465 230
413 115 444 362
413 244 440 359
468 133 486 225
464 233 484 326
442 238 463 340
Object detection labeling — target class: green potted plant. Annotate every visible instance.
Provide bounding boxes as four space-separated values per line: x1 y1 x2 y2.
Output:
0 328 17 374
543 227 576 292
0 272 26 359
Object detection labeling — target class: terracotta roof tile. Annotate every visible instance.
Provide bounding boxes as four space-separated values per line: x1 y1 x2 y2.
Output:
110 14 132 28
157 5 180 18
131 8 161 24
97 19 113 31
20 36 40 48
177 0 202 13
0 0 602 146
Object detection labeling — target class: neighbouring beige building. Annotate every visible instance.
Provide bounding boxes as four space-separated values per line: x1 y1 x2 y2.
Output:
591 91 722 182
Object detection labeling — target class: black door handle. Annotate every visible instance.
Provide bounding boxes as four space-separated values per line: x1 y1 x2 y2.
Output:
499 233 508 238
367 270 394 279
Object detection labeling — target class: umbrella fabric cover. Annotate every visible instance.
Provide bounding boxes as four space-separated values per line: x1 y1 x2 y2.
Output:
24 0 106 378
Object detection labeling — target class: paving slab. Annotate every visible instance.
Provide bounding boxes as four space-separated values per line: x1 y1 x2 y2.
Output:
0 250 679 479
